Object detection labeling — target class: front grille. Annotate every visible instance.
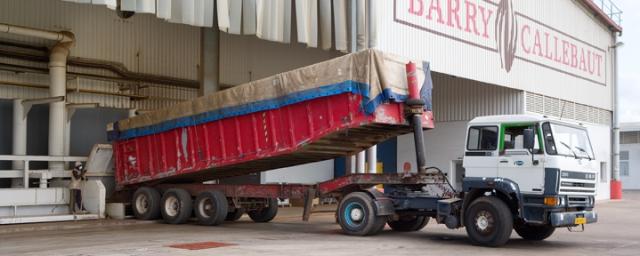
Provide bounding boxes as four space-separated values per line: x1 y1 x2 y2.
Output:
567 196 591 207
559 170 597 195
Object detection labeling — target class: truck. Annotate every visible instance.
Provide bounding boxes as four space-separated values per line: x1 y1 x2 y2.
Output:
107 49 597 247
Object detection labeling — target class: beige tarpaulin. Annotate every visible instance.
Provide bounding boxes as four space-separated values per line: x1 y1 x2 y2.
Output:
109 49 429 140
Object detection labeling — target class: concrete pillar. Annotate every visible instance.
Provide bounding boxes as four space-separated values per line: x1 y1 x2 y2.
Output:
367 146 377 174
356 151 366 174
199 27 220 96
48 43 70 171
12 99 26 170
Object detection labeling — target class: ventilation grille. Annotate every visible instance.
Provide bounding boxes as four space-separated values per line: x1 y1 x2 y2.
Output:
525 92 611 125
621 131 640 144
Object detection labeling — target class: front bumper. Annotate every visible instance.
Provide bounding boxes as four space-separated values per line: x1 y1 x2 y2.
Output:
549 210 597 227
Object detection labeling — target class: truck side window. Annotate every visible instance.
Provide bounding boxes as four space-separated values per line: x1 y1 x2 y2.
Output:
502 125 542 154
467 126 498 151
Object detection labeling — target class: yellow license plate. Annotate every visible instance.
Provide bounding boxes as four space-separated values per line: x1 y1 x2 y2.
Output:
575 217 586 225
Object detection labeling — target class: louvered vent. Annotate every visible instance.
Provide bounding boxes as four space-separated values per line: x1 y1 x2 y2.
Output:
524 92 611 125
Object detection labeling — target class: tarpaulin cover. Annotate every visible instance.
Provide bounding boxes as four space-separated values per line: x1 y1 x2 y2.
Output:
108 49 432 141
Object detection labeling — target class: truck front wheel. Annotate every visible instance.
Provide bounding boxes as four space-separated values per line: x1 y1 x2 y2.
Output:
337 192 387 236
388 215 429 232
514 222 555 241
248 198 278 223
464 196 513 247
160 188 193 224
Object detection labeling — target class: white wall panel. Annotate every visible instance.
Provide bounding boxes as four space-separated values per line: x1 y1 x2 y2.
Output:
376 0 615 110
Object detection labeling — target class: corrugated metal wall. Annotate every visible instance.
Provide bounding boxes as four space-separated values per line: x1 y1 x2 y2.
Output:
219 33 342 86
0 0 200 109
432 73 524 122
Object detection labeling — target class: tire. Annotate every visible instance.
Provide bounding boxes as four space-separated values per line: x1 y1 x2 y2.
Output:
226 208 245 221
132 187 161 220
337 192 388 236
464 196 513 247
194 191 228 226
160 188 193 224
248 198 278 223
388 215 430 232
514 222 555 241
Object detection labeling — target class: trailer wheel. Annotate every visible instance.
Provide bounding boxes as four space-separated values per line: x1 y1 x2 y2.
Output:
132 187 161 220
160 188 193 224
194 191 228 226
337 192 387 236
514 222 555 241
464 196 513 247
388 215 429 232
226 208 245 221
248 198 278 223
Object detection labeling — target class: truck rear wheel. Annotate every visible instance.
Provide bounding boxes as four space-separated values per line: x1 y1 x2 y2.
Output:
132 187 161 220
388 215 429 232
226 207 245 221
337 192 387 236
464 196 513 247
514 222 555 241
248 198 278 223
194 191 228 226
160 188 193 224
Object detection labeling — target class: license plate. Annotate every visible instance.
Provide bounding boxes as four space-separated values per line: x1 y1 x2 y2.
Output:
575 217 586 225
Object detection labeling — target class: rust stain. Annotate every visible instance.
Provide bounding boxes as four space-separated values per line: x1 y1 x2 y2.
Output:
167 241 235 250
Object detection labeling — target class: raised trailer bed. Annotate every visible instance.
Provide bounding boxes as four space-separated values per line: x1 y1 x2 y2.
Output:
110 50 453 237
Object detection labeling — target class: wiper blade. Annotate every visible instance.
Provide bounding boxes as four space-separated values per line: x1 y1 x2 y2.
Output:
559 141 578 159
574 146 592 160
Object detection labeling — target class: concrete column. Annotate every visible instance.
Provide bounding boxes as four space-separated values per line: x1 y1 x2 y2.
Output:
199 27 220 96
356 151 366 174
48 43 70 171
12 99 26 170
367 146 377 174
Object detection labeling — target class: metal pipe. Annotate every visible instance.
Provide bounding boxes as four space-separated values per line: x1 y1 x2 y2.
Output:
48 43 71 171
366 145 377 174
0 23 73 43
23 160 29 189
610 39 623 199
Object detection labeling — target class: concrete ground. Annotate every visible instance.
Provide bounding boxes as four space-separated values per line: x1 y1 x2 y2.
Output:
1 192 639 256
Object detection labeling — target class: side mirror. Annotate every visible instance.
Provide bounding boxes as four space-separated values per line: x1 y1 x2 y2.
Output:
523 128 535 150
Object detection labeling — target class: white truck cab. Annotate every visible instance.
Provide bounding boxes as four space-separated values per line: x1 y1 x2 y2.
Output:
460 114 597 242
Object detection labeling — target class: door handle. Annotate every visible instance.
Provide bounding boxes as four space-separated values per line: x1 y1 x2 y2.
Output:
499 159 509 163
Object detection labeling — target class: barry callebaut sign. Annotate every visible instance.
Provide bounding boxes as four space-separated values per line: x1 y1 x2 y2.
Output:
395 0 606 85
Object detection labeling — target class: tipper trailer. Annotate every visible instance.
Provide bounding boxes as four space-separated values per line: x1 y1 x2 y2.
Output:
107 50 597 247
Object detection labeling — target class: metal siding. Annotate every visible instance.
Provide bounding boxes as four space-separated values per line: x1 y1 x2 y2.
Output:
525 91 611 125
376 0 615 111
432 73 523 122
219 33 342 86
0 0 200 109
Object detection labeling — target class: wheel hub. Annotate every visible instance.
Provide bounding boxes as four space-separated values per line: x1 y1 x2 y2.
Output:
350 208 364 222
165 197 179 216
475 210 493 232
136 194 149 214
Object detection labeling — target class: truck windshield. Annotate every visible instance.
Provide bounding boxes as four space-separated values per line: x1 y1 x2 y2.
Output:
544 123 594 159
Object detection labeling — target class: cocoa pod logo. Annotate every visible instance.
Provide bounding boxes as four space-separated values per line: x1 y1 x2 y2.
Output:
495 0 518 72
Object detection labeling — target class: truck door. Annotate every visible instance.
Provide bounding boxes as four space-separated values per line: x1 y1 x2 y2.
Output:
497 124 544 193
463 126 499 178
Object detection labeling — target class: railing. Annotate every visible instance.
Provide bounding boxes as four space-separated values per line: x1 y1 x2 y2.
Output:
592 0 623 26
0 155 88 189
